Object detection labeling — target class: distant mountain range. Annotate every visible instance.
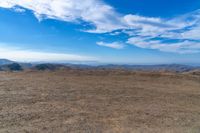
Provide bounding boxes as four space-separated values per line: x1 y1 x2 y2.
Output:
0 59 32 71
96 64 199 72
0 59 15 65
0 59 200 72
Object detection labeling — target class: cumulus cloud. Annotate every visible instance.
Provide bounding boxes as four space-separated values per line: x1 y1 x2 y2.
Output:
0 46 96 62
97 41 125 49
0 0 200 53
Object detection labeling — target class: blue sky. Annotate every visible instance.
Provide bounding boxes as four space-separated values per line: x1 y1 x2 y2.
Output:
0 0 200 64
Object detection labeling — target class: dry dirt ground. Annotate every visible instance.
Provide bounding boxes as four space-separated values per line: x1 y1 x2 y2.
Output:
0 70 200 133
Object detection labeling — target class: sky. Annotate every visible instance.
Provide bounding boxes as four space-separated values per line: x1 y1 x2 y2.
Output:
0 0 200 64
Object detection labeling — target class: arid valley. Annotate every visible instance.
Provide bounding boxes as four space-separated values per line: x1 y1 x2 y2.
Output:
1 0 200 132
0 69 200 133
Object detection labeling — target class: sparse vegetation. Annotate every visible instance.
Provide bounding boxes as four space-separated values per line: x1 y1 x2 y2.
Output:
0 69 200 133
33 64 69 71
34 64 58 71
0 63 23 71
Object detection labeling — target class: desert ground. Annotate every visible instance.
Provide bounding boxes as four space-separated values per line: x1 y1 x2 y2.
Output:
0 69 200 133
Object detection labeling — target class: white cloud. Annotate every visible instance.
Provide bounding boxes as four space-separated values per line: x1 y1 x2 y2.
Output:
125 10 200 53
13 7 26 12
0 0 200 53
97 41 125 49
0 47 96 62
181 26 200 40
0 0 125 33
0 1 15 8
127 37 161 49
128 37 200 53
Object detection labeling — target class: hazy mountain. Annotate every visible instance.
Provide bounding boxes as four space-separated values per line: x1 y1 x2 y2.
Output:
96 64 199 72
0 59 200 72
0 59 14 65
33 64 70 71
0 63 23 71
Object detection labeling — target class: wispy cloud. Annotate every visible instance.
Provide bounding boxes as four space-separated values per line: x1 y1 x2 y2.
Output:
97 41 125 49
0 0 125 33
0 46 96 62
127 37 200 53
0 0 200 53
13 6 26 13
